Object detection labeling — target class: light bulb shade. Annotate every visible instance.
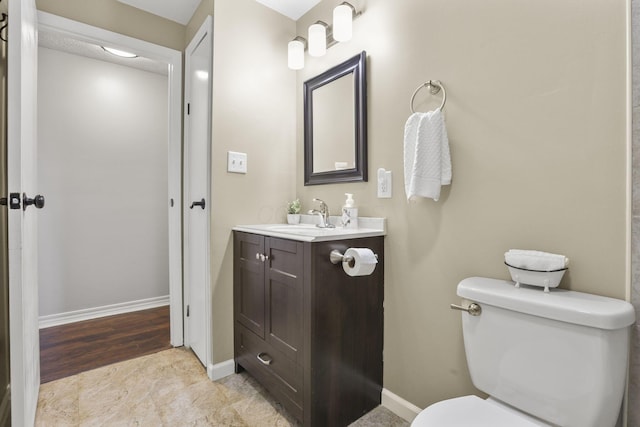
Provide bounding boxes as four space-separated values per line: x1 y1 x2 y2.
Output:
288 39 305 70
333 4 353 42
308 23 327 57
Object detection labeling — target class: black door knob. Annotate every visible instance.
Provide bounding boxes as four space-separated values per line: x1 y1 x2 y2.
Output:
190 198 205 210
34 194 45 209
23 193 45 210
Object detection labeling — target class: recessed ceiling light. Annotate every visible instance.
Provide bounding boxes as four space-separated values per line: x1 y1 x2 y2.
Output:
102 46 138 58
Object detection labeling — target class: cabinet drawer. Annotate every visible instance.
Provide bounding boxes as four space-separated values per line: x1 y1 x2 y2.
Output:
235 323 303 419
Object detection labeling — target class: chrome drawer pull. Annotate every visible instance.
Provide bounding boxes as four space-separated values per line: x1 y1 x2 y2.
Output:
256 352 273 366
450 302 482 316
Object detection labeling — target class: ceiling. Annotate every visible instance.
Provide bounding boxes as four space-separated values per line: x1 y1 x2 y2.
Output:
254 0 321 20
116 0 320 23
116 0 201 25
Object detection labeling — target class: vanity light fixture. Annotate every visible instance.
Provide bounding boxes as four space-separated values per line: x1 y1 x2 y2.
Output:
288 36 306 70
102 46 138 58
308 21 329 57
288 2 362 70
333 2 358 42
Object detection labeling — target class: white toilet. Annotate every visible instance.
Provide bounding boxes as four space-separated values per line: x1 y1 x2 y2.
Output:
412 277 636 427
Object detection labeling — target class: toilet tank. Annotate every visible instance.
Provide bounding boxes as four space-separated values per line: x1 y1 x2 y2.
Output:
457 277 635 427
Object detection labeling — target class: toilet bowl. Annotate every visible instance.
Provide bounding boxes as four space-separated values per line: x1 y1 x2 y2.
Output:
412 395 548 427
411 277 635 427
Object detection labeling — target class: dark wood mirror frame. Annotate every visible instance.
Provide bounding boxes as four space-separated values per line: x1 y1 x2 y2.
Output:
304 51 367 186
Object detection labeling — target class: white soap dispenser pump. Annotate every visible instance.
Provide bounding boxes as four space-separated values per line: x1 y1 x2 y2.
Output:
341 193 358 229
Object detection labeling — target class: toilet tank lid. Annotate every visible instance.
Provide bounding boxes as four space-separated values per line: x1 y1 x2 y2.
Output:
458 277 636 330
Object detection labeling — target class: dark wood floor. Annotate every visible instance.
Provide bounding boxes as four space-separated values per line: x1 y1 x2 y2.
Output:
40 305 171 383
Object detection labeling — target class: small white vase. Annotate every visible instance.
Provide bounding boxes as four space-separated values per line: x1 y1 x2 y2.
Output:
287 214 301 224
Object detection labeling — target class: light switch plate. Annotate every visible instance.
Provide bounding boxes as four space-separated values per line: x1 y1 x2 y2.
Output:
227 151 247 174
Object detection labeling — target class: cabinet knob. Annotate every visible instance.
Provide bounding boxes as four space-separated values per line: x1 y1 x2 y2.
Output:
256 253 261 260
257 253 269 262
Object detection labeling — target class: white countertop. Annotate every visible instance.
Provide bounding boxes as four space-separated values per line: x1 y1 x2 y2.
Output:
233 216 386 242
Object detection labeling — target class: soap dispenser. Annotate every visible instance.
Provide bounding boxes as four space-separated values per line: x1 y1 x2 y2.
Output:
341 193 358 229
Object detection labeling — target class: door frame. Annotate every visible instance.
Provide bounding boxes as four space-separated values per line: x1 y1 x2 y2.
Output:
183 16 213 377
37 12 184 346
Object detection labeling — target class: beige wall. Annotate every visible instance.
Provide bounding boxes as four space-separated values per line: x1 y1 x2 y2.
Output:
209 0 297 364
186 0 214 45
36 0 185 50
31 0 630 414
296 0 628 408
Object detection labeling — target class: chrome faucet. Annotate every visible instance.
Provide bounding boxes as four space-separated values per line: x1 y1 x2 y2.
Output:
308 198 334 228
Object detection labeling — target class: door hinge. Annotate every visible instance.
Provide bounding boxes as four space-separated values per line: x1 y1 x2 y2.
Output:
187 103 190 115
170 198 174 207
186 305 190 317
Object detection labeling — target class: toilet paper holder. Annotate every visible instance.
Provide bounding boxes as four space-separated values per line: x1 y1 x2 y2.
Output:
329 249 378 266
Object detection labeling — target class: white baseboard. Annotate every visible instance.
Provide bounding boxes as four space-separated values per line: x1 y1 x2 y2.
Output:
202 362 422 421
39 295 170 329
203 363 423 422
381 388 422 423
209 359 235 381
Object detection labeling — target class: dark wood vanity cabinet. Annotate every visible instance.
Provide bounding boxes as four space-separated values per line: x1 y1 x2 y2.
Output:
233 231 384 426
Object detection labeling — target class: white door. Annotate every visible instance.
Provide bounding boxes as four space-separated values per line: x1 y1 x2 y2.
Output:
184 16 212 369
7 0 41 425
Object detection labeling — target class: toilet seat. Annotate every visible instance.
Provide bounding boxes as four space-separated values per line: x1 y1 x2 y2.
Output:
411 395 550 427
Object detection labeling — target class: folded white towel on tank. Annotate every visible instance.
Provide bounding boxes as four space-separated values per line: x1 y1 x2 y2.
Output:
504 249 569 271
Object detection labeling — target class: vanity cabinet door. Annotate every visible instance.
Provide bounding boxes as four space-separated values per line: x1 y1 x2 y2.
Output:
265 237 304 364
234 232 266 339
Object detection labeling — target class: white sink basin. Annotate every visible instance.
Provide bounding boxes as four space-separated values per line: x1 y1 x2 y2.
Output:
266 224 342 236
233 217 386 242
267 224 319 231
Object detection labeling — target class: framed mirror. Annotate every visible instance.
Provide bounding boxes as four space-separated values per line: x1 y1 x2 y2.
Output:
304 51 367 185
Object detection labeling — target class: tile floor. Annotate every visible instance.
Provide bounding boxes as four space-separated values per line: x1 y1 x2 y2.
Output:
35 348 410 426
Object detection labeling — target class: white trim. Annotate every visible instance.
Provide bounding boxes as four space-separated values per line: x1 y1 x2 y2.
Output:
209 359 235 381
36 11 184 346
166 31 184 349
38 296 170 329
625 0 632 304
624 1 632 426
381 388 422 423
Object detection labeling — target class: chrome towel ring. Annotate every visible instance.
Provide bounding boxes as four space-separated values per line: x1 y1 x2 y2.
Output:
410 80 446 113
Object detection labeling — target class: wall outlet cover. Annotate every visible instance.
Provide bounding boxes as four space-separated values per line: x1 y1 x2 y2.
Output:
377 168 392 198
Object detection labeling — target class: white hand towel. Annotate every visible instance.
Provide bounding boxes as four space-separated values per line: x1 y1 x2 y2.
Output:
404 109 451 202
404 112 424 198
504 249 569 271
